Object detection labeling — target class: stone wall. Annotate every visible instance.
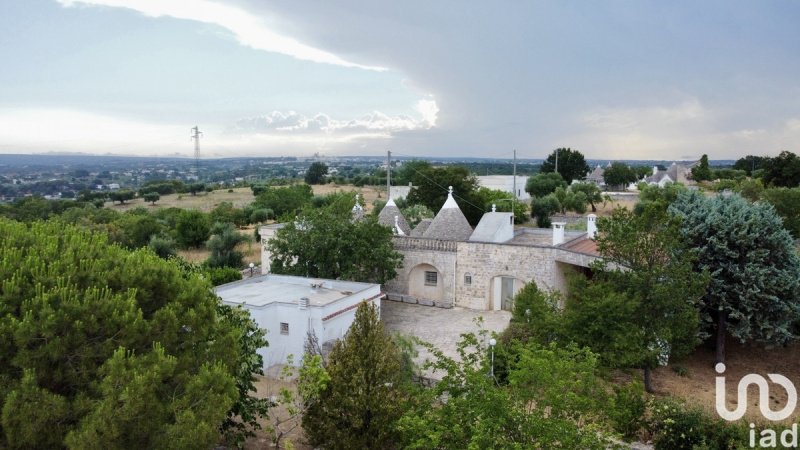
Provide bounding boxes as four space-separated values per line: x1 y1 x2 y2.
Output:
386 237 457 308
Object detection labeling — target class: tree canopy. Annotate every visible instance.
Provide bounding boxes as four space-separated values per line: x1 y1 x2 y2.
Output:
268 199 402 284
603 162 638 189
406 165 483 225
525 172 566 198
690 154 712 181
669 191 800 364
762 151 800 187
305 162 329 185
539 148 590 184
0 218 266 448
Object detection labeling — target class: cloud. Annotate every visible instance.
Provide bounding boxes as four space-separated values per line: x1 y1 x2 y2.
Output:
232 102 438 136
56 0 384 70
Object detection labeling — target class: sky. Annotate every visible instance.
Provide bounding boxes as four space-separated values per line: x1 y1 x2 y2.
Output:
1 0 799 160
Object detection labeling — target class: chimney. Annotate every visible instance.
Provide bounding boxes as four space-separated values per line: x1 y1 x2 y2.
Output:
587 214 597 239
299 297 309 310
552 222 566 246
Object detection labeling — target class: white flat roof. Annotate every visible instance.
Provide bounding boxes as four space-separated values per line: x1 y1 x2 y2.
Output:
215 274 378 308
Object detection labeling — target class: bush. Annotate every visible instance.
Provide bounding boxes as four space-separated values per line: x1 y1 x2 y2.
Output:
609 381 646 440
249 208 272 223
204 266 243 286
175 209 210 248
206 222 247 268
147 234 177 259
649 398 749 450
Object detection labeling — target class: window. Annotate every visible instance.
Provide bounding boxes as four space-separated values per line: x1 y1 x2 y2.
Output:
280 322 289 335
464 273 472 285
424 271 438 286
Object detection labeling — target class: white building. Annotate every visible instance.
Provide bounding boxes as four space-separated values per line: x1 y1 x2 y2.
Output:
215 274 382 368
476 175 530 200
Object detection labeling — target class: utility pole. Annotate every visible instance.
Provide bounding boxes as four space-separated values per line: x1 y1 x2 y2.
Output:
554 148 559 175
191 126 202 178
512 149 516 221
386 150 391 200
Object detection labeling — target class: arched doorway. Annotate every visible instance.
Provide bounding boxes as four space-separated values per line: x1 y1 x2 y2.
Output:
408 263 444 302
490 276 523 311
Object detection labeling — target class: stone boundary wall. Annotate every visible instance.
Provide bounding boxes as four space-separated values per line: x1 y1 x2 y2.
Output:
386 292 453 309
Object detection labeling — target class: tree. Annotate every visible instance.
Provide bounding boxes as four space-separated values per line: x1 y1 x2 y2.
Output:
570 182 603 212
762 187 800 237
148 233 177 259
268 201 402 284
691 154 713 181
253 184 313 218
669 191 800 364
0 219 266 448
188 182 206 196
397 331 611 449
603 162 637 190
206 222 248 268
175 209 211 248
525 172 567 198
553 186 587 214
406 165 483 225
531 194 560 228
399 203 434 228
540 148 590 184
302 302 408 449
733 155 768 176
394 160 432 185
762 151 800 187
594 206 706 392
305 162 329 185
109 189 135 204
111 209 165 249
143 192 160 205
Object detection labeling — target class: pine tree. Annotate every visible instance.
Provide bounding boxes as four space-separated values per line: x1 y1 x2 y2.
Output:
302 302 407 449
669 191 800 364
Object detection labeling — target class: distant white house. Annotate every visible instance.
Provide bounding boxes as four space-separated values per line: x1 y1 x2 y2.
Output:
645 161 698 187
476 175 530 200
215 273 382 368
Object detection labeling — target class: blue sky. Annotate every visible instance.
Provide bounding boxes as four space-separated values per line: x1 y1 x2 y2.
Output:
1 0 799 160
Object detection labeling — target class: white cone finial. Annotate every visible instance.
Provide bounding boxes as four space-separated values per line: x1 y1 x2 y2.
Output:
492 204 497 212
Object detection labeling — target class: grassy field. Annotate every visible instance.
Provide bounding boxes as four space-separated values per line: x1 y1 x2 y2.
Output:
104 184 386 213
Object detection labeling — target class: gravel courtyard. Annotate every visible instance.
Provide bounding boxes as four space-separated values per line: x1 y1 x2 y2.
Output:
380 299 512 379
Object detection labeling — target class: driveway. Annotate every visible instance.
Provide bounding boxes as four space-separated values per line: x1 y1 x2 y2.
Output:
380 299 511 379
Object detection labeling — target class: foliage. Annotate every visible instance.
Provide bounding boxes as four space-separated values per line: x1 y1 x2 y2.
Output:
669 191 800 363
253 184 313 218
531 193 560 228
112 210 165 249
397 331 612 449
394 159 432 185
148 233 177 259
525 171 567 198
187 182 206 195
305 162 329 184
595 205 707 391
473 186 529 224
649 398 749 450
0 218 264 448
733 155 768 176
302 302 408 450
554 186 588 214
108 189 135 204
268 201 403 284
175 209 211 248
634 182 688 214
762 187 800 237
210 202 249 228
206 222 248 268
571 182 604 212
216 303 269 447
143 191 160 204
406 165 483 225
712 168 747 181
762 150 800 187
691 154 713 181
540 147 590 184
603 162 638 189
204 266 243 286
399 203 434 228
608 381 647 439
249 208 273 223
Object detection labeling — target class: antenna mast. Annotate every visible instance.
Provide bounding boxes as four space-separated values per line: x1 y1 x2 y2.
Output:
386 150 392 199
191 126 202 178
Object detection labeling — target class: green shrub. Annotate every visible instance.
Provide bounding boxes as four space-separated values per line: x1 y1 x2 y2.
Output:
649 398 749 450
609 381 646 440
671 365 689 377
205 266 243 286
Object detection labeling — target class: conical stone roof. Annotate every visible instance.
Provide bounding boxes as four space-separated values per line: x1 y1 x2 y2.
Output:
410 218 432 237
378 198 411 235
422 187 473 241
